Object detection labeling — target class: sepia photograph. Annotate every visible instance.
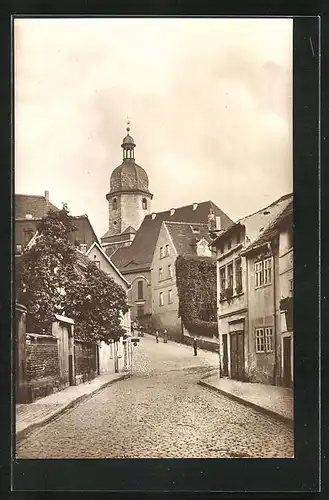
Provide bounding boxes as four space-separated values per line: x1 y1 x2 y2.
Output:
14 17 294 460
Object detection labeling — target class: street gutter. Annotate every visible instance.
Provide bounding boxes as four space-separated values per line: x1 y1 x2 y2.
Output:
16 373 131 444
198 378 294 428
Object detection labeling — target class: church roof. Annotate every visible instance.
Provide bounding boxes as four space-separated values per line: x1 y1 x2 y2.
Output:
164 222 212 257
110 200 233 273
109 159 151 195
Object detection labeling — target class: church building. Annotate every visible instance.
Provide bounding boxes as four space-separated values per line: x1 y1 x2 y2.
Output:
101 124 234 332
101 124 153 256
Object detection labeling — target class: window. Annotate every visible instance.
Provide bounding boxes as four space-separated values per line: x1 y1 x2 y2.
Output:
142 198 147 210
112 198 117 210
24 229 34 246
159 292 163 306
235 258 242 292
265 328 273 352
160 246 164 259
263 258 272 285
289 278 294 297
255 328 265 353
256 327 273 353
137 280 144 300
165 244 170 256
137 304 144 317
168 289 173 304
159 268 163 281
220 267 226 292
255 261 263 287
227 262 233 289
94 260 100 268
168 264 173 278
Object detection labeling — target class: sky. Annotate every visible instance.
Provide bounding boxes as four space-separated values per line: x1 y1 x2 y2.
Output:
14 17 293 237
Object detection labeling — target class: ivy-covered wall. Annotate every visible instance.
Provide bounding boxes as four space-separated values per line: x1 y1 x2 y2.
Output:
175 254 218 338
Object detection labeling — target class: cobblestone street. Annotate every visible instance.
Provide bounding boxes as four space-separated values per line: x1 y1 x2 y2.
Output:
16 335 294 459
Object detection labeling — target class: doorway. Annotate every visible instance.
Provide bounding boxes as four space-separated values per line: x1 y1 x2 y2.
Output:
222 334 228 377
230 331 245 381
283 336 292 388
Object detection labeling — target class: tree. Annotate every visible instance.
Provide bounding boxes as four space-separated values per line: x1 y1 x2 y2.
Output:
16 206 78 333
16 205 128 342
65 262 128 343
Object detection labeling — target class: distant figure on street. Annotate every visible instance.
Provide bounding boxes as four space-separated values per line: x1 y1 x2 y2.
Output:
163 329 168 343
155 330 159 343
193 337 198 356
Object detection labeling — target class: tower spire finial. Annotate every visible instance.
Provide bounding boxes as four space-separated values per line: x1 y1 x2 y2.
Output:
126 117 131 133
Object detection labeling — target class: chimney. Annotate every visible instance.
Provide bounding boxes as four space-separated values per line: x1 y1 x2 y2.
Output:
44 190 49 204
79 243 87 254
215 216 221 230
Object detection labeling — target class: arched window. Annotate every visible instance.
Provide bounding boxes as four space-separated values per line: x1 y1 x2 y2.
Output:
113 198 117 210
142 198 147 210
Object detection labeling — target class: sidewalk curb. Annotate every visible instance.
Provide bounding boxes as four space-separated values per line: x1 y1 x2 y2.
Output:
16 373 131 444
198 379 294 428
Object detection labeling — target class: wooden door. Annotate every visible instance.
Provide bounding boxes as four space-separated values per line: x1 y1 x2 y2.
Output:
283 336 292 388
222 334 228 377
230 333 237 379
236 332 245 380
230 331 245 381
57 327 70 387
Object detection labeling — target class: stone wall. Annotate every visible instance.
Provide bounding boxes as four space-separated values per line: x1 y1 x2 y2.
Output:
25 334 61 401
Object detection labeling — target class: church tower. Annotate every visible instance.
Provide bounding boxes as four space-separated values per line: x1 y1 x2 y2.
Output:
101 123 153 255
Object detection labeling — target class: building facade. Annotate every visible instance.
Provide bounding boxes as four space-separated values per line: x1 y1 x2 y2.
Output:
151 221 214 339
213 194 293 385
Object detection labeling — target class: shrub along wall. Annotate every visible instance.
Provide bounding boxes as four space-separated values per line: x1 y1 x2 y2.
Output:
74 341 98 384
176 254 218 339
25 334 61 401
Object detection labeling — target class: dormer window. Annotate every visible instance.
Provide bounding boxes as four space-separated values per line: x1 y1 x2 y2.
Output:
170 208 175 216
191 226 200 234
142 198 147 210
192 203 198 211
113 198 117 210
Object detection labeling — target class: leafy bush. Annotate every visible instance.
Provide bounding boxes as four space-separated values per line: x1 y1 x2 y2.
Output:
176 254 217 337
186 319 218 338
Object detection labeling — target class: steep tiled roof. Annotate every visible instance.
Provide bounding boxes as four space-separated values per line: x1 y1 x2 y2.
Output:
165 222 211 256
212 193 292 247
15 194 59 219
122 225 137 234
110 200 233 272
242 199 293 254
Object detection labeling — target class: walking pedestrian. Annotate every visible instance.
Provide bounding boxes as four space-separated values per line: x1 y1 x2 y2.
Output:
163 329 168 343
193 337 198 356
155 330 159 343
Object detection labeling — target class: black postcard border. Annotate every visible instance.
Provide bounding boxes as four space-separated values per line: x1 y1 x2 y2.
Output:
0 6 322 495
